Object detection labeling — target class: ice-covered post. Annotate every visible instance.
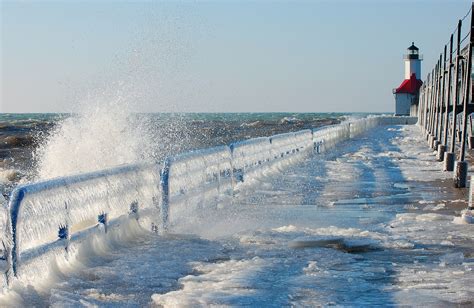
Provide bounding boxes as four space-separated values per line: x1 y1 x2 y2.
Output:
428 63 439 149
426 73 433 141
442 36 454 164
418 85 425 129
58 224 69 243
98 213 107 233
428 64 438 148
446 20 463 172
433 57 442 151
423 84 429 131
424 74 432 138
469 115 474 149
160 159 170 232
455 3 473 188
437 47 448 161
469 176 474 210
436 56 443 149
422 75 429 136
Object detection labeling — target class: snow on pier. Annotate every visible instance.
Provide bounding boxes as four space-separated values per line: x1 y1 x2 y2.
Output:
2 116 474 306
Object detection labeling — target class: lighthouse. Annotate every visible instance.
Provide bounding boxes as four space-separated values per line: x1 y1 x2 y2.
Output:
393 42 423 116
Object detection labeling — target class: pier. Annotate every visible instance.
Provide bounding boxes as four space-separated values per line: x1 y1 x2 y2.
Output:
1 117 473 306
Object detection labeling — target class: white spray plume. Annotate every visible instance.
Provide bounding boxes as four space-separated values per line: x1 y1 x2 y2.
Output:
34 89 154 180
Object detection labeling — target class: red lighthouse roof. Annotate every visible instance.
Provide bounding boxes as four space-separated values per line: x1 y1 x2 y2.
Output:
395 73 423 94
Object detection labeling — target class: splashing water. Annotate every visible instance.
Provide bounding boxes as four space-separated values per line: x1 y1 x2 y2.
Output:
34 94 155 180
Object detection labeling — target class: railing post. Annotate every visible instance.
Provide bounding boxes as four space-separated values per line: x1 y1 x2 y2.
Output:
443 35 454 149
469 176 474 210
58 221 70 263
469 115 474 149
98 212 108 233
437 57 442 140
443 34 454 171
160 159 170 232
6 188 27 280
418 85 423 127
420 83 424 130
429 67 437 143
424 74 431 136
426 74 432 139
434 56 442 150
446 20 463 172
431 64 437 147
428 68 435 141
438 47 448 161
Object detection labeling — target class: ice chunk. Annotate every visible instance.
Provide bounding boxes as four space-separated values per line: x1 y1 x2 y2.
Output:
289 235 381 253
415 213 449 222
439 252 464 266
151 257 267 307
453 209 474 224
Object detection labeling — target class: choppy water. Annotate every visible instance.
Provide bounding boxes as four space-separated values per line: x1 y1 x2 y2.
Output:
0 112 349 196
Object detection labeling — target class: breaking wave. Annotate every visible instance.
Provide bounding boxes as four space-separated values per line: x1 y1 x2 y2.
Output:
34 93 155 180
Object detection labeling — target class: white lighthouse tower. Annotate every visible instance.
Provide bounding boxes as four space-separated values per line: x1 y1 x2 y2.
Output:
393 42 423 116
404 43 422 79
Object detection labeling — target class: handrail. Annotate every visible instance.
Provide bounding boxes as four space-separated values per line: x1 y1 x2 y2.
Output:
6 162 161 280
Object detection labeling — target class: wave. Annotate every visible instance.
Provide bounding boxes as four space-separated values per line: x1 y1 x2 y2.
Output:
34 101 155 180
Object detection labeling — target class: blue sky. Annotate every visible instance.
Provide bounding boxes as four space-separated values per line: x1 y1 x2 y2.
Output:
1 0 472 113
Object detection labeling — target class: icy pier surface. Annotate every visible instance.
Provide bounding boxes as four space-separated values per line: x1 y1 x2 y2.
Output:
3 125 474 306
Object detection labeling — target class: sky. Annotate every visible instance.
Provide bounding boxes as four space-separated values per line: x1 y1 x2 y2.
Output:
1 0 473 113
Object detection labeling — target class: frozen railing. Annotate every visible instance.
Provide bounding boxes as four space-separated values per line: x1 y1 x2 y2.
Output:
270 129 313 160
230 137 272 182
161 146 233 226
5 163 162 284
350 117 380 138
292 129 314 152
270 132 297 159
313 123 351 152
229 130 314 185
0 115 417 288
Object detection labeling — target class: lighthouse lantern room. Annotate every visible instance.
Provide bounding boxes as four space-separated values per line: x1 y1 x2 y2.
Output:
393 42 423 116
